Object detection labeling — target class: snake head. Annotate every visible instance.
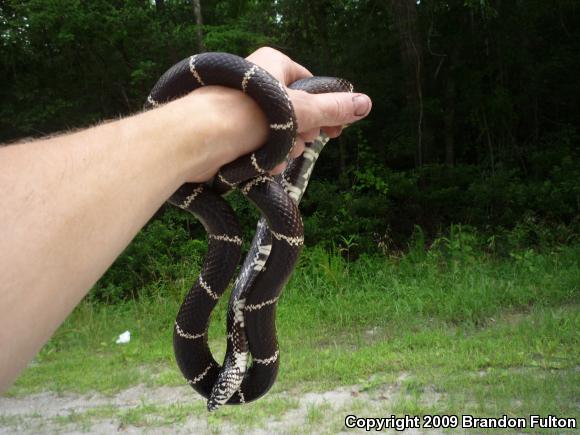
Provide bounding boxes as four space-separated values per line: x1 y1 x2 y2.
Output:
207 351 249 411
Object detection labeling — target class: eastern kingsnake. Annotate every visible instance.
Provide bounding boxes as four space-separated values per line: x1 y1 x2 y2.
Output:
145 52 352 411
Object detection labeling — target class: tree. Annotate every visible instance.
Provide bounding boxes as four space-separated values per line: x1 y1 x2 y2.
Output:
191 0 206 52
390 0 425 167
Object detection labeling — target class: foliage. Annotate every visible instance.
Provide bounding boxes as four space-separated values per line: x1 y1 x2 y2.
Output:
91 206 208 303
1 0 579 286
11 244 580 399
302 144 579 254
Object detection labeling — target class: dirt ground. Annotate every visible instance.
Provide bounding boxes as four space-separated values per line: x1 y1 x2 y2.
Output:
0 374 442 434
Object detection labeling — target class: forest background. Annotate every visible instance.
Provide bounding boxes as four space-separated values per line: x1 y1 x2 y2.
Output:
1 2 579 430
1 0 578 297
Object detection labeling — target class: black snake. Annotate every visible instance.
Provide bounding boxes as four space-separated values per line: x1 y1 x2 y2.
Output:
145 52 352 411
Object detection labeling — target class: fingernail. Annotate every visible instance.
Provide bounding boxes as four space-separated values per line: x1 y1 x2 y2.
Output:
353 94 371 117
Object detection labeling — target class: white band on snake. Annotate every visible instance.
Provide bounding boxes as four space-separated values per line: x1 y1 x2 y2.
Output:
145 52 353 411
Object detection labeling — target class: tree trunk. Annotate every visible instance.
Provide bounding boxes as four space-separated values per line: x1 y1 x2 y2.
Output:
155 0 165 14
444 77 455 166
191 0 206 53
390 0 424 167
444 49 457 166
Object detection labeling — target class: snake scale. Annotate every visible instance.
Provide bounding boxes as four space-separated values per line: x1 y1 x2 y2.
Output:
145 52 352 411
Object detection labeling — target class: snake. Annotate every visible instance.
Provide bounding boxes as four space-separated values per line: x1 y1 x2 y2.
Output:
144 52 352 411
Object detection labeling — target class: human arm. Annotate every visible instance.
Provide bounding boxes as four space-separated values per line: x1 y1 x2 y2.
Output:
0 48 371 392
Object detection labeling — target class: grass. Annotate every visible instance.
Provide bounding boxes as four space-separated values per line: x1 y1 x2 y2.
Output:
2 243 579 432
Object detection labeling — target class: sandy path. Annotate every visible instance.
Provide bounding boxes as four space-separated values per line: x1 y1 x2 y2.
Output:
0 375 441 434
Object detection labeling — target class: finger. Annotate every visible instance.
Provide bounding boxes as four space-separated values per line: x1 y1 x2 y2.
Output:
290 90 372 132
285 61 313 85
246 47 312 85
269 161 287 175
301 128 320 143
322 126 343 138
290 138 306 159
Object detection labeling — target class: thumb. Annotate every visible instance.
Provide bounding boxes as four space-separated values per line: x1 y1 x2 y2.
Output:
289 90 372 132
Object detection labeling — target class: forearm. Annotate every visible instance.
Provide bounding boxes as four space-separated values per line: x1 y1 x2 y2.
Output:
0 45 371 392
0 87 267 391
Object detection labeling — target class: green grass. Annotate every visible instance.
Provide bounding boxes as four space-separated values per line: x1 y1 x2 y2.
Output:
3 244 579 432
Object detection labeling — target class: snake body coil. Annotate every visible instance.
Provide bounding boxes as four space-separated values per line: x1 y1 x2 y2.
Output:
145 52 352 411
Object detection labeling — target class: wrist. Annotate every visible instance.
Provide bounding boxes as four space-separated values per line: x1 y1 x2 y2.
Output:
154 86 269 183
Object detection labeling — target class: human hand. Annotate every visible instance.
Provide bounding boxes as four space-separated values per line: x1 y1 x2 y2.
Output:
173 47 372 182
246 47 372 174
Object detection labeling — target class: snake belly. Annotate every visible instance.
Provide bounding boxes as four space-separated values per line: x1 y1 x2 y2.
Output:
145 52 351 410
208 78 354 410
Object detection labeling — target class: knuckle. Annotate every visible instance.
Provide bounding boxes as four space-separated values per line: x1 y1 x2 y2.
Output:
303 129 319 142
327 96 348 124
257 46 282 58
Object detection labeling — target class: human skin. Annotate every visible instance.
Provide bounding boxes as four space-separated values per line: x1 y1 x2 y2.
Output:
0 47 371 392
